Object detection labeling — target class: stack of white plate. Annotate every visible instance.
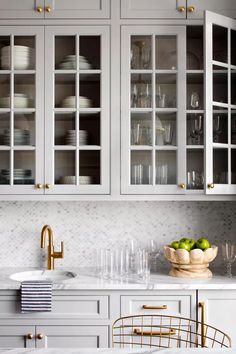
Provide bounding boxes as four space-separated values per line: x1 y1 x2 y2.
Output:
61 175 92 185
1 168 31 180
3 129 30 145
66 130 88 145
58 55 92 70
1 45 35 70
0 93 29 108
61 96 92 108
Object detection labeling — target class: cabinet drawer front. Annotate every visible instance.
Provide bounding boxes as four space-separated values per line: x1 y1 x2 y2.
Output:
0 295 109 319
121 295 191 318
0 326 35 348
36 325 108 348
46 0 110 18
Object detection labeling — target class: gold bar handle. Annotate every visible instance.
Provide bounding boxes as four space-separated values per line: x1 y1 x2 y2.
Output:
134 328 176 336
142 305 167 310
199 301 206 347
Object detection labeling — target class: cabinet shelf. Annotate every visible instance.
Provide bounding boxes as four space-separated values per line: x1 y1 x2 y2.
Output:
187 145 204 149
54 145 101 151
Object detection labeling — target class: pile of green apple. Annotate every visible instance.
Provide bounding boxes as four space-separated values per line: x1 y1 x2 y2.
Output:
170 237 211 252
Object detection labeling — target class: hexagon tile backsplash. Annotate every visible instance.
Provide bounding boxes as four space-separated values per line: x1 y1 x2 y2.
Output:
0 201 235 269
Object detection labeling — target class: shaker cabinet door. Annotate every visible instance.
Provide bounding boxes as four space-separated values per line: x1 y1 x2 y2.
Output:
44 26 110 194
36 326 108 348
187 0 236 20
44 0 110 19
121 26 187 194
0 0 44 19
205 11 236 194
0 326 35 348
121 0 187 19
0 26 45 195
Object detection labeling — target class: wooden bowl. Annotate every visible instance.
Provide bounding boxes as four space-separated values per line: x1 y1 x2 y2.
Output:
164 245 218 278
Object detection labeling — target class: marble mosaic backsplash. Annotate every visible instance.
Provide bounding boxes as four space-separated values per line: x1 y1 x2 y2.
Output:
0 201 235 270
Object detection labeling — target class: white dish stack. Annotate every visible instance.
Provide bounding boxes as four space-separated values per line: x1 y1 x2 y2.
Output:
1 45 34 70
66 130 88 146
0 93 30 108
61 96 92 108
61 175 92 185
58 55 92 70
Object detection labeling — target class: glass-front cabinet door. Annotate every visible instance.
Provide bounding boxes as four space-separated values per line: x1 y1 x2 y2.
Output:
205 11 236 194
45 26 109 194
0 27 44 194
121 26 186 194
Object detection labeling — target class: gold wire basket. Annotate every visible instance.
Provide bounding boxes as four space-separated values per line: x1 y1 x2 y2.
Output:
112 308 231 349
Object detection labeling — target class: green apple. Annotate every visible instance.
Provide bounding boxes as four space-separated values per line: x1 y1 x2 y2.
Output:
178 241 191 252
179 238 190 243
188 238 196 250
196 238 211 250
170 241 179 250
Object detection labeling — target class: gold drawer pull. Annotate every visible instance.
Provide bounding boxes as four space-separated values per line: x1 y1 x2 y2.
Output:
37 333 44 340
45 6 51 12
134 328 176 336
208 183 215 189
142 305 167 310
188 5 195 12
177 6 185 12
36 6 43 13
27 333 34 339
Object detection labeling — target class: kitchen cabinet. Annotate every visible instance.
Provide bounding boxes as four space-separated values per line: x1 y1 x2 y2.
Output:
0 0 110 19
0 326 35 348
0 25 110 195
121 0 236 19
198 290 236 346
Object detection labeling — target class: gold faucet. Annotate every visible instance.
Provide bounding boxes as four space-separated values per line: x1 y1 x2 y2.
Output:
40 225 64 270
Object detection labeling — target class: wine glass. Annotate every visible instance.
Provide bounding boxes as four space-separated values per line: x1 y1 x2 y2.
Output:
222 243 236 278
190 115 203 145
190 92 200 109
138 83 151 108
213 115 222 143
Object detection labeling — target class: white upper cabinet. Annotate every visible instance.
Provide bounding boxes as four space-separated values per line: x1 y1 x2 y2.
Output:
121 0 236 20
0 0 110 19
0 26 44 195
121 26 187 194
121 0 187 19
44 26 110 195
205 11 236 195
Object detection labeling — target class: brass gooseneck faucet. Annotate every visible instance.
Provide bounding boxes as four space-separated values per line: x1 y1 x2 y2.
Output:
40 225 64 270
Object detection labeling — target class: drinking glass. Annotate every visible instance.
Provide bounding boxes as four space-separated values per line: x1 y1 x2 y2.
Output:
190 115 203 145
187 170 197 189
213 115 222 143
143 164 152 184
163 123 173 145
141 45 151 69
136 249 151 280
131 164 143 184
147 240 160 273
131 123 141 145
130 44 139 69
222 243 236 278
138 83 151 108
156 164 168 184
156 94 166 108
131 83 138 108
190 92 200 109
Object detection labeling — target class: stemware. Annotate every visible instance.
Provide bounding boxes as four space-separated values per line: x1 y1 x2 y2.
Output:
163 122 173 145
190 115 203 145
213 115 222 143
134 40 151 69
190 91 200 109
222 243 236 278
131 83 138 108
138 83 151 108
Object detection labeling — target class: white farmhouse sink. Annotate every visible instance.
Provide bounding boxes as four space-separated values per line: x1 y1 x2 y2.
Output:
9 270 77 282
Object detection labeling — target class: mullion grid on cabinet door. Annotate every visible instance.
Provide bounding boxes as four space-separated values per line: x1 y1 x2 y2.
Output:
10 34 14 186
76 34 80 186
228 27 231 185
151 34 155 186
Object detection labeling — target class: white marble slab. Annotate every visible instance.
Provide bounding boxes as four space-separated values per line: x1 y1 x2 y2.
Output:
0 267 236 290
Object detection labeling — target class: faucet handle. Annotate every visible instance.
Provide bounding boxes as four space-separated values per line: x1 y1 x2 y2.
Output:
53 241 64 259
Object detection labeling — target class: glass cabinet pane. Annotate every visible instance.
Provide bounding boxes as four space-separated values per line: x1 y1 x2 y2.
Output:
14 74 35 108
0 113 10 146
213 149 228 184
155 151 176 185
0 75 10 108
0 151 10 185
187 114 204 145
79 150 100 185
131 113 152 146
14 151 35 185
55 151 76 185
155 36 177 70
131 151 152 185
156 113 176 146
131 74 152 108
187 150 204 190
213 25 228 63
55 74 76 108
156 74 176 109
131 36 152 70
232 150 236 184
232 112 236 144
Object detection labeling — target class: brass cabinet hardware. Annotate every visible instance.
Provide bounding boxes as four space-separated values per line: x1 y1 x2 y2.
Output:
41 225 64 270
199 301 206 347
188 5 195 12
179 183 186 189
36 6 43 13
177 6 185 12
37 333 44 340
134 328 176 336
208 183 215 189
45 183 51 189
142 304 167 310
27 333 34 340
35 183 43 189
45 6 51 12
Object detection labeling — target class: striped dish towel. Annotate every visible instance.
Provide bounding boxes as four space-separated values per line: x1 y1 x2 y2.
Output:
21 280 52 313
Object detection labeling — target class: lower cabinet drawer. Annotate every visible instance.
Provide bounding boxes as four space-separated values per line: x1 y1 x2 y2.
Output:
121 295 191 318
36 325 109 348
0 326 35 348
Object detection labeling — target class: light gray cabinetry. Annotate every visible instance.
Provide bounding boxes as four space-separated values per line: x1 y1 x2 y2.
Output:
0 326 35 348
0 0 110 19
187 0 236 19
198 290 236 346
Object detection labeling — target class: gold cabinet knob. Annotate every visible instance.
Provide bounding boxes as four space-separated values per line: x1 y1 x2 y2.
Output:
36 6 43 13
45 6 51 12
45 183 51 189
27 333 34 340
208 183 215 189
37 333 44 340
188 5 195 12
35 183 43 189
177 6 186 12
179 183 186 189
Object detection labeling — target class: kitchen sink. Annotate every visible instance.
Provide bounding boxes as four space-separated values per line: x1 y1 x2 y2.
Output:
9 270 77 282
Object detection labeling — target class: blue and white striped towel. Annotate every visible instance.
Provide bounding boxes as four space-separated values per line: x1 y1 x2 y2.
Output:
21 280 52 313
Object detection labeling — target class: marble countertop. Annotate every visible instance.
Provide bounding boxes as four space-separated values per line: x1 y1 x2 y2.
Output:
0 267 236 290
0 348 235 354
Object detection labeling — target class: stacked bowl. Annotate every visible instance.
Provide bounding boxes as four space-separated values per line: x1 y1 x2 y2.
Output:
61 96 92 108
61 175 92 185
3 129 30 146
66 130 88 146
58 55 92 70
1 45 34 70
0 94 29 109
